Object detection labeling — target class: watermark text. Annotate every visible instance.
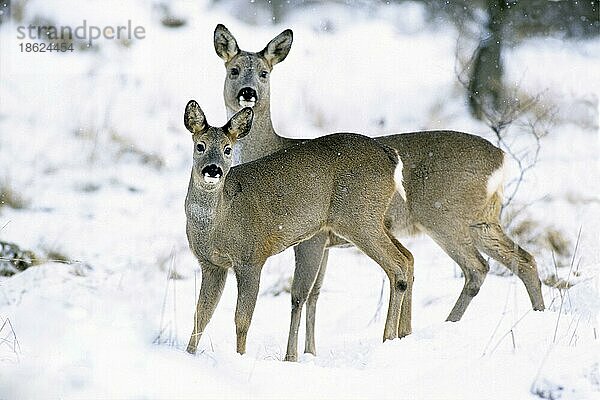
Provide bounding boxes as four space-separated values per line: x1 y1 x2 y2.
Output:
16 20 146 46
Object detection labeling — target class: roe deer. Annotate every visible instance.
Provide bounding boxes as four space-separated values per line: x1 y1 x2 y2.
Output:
212 24 545 361
183 100 413 356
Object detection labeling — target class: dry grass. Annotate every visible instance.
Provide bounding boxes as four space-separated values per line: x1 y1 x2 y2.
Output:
511 88 598 132
43 249 71 264
73 126 165 170
8 0 28 23
161 16 187 28
0 317 21 363
110 132 165 170
156 249 186 280
542 273 578 290
153 249 181 346
157 3 187 28
489 217 573 277
510 218 571 260
0 183 28 211
263 275 292 296
0 241 38 277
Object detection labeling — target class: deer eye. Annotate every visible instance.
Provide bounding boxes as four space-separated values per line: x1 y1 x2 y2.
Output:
224 146 232 156
259 70 268 79
230 67 240 77
196 142 206 153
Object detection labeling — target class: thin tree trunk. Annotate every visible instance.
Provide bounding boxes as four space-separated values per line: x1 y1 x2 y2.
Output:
468 0 507 119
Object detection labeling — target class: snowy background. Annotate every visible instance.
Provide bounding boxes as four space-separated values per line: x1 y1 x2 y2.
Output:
0 0 599 398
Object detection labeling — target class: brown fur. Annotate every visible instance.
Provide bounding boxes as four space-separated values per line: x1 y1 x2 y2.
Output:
183 101 414 356
213 24 545 361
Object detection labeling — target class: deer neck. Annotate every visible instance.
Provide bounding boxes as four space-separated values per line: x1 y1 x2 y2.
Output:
227 105 282 164
185 174 236 267
185 173 224 236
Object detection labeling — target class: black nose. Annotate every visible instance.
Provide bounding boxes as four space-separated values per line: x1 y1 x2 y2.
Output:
238 87 257 101
201 164 223 178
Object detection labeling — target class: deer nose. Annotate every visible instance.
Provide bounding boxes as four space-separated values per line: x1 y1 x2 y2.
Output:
201 164 223 185
238 87 257 102
202 164 223 178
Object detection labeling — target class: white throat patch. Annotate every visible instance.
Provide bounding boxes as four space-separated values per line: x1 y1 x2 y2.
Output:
239 97 256 108
203 175 221 185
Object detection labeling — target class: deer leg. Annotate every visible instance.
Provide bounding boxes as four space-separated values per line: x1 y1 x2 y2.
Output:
471 222 545 311
304 248 328 356
387 233 414 338
186 262 228 354
436 239 490 322
285 233 328 361
233 264 263 355
343 226 412 342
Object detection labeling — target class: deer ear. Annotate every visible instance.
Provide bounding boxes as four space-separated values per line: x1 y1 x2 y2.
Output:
260 29 293 67
214 24 240 62
184 100 207 134
225 107 253 141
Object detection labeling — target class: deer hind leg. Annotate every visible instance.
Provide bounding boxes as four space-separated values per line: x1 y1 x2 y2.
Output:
341 225 412 342
428 228 490 322
387 232 414 338
446 245 489 322
471 222 545 311
285 232 328 361
304 248 329 356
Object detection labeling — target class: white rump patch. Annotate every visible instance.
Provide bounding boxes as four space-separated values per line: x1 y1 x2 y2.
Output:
394 154 407 202
486 154 507 198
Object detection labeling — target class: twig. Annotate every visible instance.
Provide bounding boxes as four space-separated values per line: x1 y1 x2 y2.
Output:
0 317 21 361
455 50 555 218
552 280 565 344
529 296 570 392
568 314 582 347
0 220 10 233
530 343 554 396
568 227 582 276
482 278 514 357
0 256 84 265
489 308 532 356
510 329 516 352
194 269 198 303
551 251 564 306
171 250 178 346
552 227 582 343
368 275 386 326
154 248 175 344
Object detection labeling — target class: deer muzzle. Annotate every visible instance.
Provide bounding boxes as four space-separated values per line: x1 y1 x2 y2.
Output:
238 87 257 108
201 164 223 185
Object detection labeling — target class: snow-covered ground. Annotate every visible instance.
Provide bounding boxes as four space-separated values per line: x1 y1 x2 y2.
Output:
1 1 598 398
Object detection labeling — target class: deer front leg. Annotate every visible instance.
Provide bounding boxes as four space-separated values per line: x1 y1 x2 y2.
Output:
234 263 263 355
187 262 228 354
286 232 329 361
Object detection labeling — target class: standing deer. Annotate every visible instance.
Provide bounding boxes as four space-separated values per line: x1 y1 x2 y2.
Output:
212 24 545 362
183 100 413 355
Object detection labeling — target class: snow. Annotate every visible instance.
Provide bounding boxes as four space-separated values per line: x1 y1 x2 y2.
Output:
1 0 599 399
